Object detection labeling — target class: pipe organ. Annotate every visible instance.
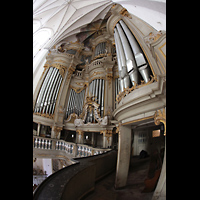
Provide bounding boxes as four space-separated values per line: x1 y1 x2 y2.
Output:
94 42 106 57
114 19 151 91
85 79 105 123
114 78 120 108
65 88 85 119
33 3 165 143
34 67 63 116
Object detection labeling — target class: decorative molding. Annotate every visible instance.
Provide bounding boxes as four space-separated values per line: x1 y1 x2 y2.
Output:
154 108 166 135
66 113 79 123
116 75 158 103
119 8 132 19
76 130 84 136
74 95 108 127
33 112 54 119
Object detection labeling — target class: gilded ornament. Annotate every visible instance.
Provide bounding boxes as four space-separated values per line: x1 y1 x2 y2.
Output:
154 108 166 135
116 75 157 103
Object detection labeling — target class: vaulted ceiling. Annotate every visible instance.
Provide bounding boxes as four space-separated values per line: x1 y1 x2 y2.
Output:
33 0 166 49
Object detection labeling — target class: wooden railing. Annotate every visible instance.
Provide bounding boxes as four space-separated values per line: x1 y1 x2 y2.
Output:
33 136 111 158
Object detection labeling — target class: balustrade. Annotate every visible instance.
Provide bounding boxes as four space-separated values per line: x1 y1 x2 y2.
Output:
33 136 110 158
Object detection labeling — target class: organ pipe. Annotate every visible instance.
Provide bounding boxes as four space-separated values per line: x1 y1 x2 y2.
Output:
51 74 62 114
114 29 122 72
34 67 63 115
114 27 130 89
115 23 139 87
94 42 106 57
119 20 146 67
66 89 72 118
38 67 53 113
44 68 58 113
46 69 60 114
98 79 102 113
101 79 104 117
48 72 61 114
35 67 51 112
119 20 151 83
65 88 85 119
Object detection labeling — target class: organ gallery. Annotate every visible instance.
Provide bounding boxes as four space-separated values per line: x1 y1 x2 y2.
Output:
33 1 166 199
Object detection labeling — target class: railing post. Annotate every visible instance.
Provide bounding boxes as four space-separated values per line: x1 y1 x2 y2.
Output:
52 140 56 150
73 144 77 157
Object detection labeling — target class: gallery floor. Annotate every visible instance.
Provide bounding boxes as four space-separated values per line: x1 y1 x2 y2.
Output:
83 156 154 200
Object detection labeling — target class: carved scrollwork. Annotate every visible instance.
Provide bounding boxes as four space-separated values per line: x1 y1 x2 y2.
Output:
154 108 166 135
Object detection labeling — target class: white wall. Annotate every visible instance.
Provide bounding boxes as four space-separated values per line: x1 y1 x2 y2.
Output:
42 158 53 176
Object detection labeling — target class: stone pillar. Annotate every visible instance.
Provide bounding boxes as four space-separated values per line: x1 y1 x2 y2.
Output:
101 130 113 148
37 123 41 136
76 130 84 144
100 130 107 148
115 124 132 189
152 108 166 200
51 126 62 139
91 132 95 147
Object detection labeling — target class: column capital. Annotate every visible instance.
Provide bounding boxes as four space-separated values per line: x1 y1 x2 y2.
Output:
76 129 84 136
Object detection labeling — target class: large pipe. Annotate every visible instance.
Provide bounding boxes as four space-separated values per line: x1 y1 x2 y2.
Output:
71 89 76 113
95 79 99 101
98 79 102 113
49 73 62 114
37 67 53 113
114 29 122 72
40 67 56 113
51 75 63 114
119 20 146 67
119 20 150 83
68 89 73 116
116 23 139 86
114 28 126 69
66 89 72 118
35 67 51 112
101 79 104 117
45 68 60 114
114 27 130 88
92 79 96 97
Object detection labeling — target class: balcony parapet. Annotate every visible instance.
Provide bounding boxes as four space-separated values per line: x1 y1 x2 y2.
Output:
33 136 111 161
116 75 158 104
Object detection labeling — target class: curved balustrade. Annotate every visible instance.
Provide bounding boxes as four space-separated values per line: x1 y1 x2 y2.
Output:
33 150 117 200
33 136 111 159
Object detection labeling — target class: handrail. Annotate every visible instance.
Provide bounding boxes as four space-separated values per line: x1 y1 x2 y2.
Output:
33 150 117 200
33 136 111 159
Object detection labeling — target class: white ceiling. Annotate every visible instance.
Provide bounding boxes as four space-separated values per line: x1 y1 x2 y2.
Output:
33 0 166 49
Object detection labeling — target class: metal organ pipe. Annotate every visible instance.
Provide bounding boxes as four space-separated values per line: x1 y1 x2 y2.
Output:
38 67 53 113
48 72 60 114
47 69 60 113
114 27 130 89
45 68 59 114
95 79 99 102
98 79 102 114
114 28 126 91
51 74 62 114
35 68 51 112
115 23 139 87
119 20 151 83
101 79 104 117
66 89 72 118
41 68 57 113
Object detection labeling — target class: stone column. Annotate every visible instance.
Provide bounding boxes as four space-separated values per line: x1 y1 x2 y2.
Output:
51 126 62 139
100 130 107 148
91 132 95 147
37 123 41 136
115 124 132 189
152 108 166 200
76 130 84 144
